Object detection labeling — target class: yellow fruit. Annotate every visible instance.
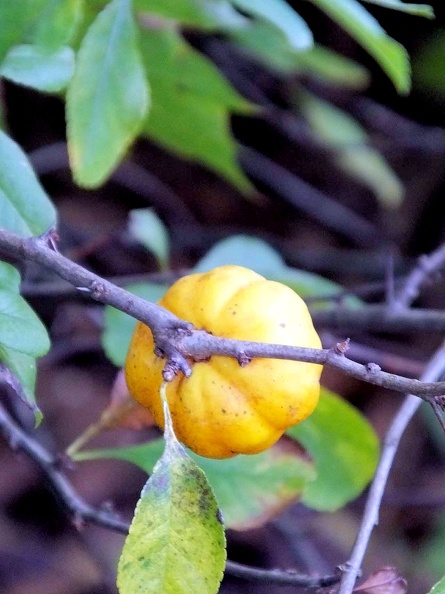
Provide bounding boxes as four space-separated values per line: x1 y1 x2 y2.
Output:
125 265 322 459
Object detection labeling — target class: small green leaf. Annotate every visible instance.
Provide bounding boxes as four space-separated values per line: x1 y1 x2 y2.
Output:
117 435 226 593
0 262 50 418
75 440 315 530
0 1 45 63
141 28 253 192
0 130 57 236
129 208 170 270
32 0 84 51
194 235 361 306
0 263 50 358
309 0 411 93
102 282 168 366
300 92 403 208
429 576 445 594
362 0 434 18
1 44 75 93
67 0 150 187
133 0 247 29
194 234 285 275
230 0 313 50
233 21 370 87
288 388 380 511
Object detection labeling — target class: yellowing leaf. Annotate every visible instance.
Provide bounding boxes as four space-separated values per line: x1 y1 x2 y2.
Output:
117 436 226 594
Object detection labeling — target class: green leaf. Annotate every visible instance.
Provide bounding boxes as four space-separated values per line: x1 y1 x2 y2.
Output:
117 436 225 593
75 440 315 530
194 234 285 274
308 0 411 93
141 28 253 192
194 235 362 306
0 262 50 418
0 349 39 416
0 129 57 236
362 0 434 18
233 21 369 87
67 0 150 187
300 92 403 208
102 282 168 366
193 447 314 530
1 44 75 92
0 263 50 357
129 208 170 270
230 0 313 50
133 0 247 29
429 576 445 594
32 0 84 51
287 388 379 511
0 1 46 63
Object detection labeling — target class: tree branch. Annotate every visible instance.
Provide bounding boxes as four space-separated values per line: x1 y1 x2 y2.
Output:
0 393 339 589
338 339 445 594
1 228 445 401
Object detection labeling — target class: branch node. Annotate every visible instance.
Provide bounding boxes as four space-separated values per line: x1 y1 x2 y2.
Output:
237 352 252 367
90 281 106 299
333 338 350 356
366 362 381 375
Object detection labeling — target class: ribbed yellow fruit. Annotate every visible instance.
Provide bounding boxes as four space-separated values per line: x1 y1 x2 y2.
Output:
125 265 322 459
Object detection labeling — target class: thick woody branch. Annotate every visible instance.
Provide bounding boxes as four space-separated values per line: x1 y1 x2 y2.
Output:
1 228 445 402
0 396 339 589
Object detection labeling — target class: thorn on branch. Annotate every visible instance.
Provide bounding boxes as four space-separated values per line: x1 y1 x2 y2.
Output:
37 228 60 252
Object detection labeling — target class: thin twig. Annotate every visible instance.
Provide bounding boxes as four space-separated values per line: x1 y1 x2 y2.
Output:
311 305 445 334
0 396 339 589
240 146 383 247
394 242 445 308
337 343 445 594
2 228 445 402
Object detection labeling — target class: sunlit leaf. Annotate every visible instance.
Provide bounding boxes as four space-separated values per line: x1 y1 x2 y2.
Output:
1 44 75 92
309 0 411 93
362 0 433 18
67 0 150 187
288 388 379 511
134 0 247 29
32 0 84 51
230 0 313 51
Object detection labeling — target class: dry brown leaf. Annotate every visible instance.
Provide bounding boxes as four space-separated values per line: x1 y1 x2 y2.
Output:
354 567 408 594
